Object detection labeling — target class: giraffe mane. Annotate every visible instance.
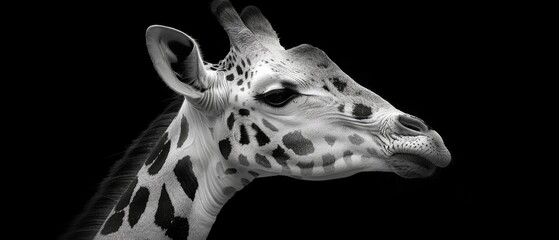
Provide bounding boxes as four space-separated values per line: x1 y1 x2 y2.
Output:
60 96 184 240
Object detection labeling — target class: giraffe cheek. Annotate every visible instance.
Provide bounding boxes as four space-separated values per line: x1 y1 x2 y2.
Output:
282 130 315 156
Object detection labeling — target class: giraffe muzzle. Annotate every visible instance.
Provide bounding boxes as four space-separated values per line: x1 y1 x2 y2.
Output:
386 114 452 178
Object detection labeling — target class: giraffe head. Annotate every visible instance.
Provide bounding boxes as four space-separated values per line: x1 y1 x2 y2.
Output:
146 0 451 180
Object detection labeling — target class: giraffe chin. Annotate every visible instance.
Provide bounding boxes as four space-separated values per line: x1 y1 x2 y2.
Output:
389 154 437 179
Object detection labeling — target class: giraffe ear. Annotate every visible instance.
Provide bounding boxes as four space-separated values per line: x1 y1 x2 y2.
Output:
146 25 211 99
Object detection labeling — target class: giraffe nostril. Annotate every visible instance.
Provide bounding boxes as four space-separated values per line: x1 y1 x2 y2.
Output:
402 121 422 132
396 114 429 134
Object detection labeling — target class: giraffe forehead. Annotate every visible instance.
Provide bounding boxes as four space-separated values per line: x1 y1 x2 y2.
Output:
285 44 331 67
222 45 332 84
220 41 390 119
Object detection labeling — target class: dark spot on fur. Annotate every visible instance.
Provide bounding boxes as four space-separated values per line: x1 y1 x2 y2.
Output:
248 170 260 177
100 210 125 235
145 133 169 166
322 85 330 92
332 77 347 92
352 104 372 120
262 118 278 132
166 217 190 240
174 156 198 200
367 148 378 156
343 150 353 162
241 178 250 186
155 184 174 229
297 161 314 175
238 154 249 166
244 71 249 79
239 108 250 116
223 186 237 197
317 62 329 68
128 187 150 228
322 154 336 166
272 145 290 166
227 113 235 130
282 131 315 156
177 115 189 148
219 138 232 160
247 81 251 89
348 134 365 145
338 104 344 113
241 59 246 68
225 168 237 174
324 135 336 146
114 178 137 212
148 140 171 175
255 153 271 168
251 123 270 146
226 74 234 81
236 65 243 75
239 124 250 145
246 58 251 66
297 161 314 169
237 79 243 86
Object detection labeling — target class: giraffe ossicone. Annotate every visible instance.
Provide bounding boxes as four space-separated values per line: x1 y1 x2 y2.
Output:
64 1 451 239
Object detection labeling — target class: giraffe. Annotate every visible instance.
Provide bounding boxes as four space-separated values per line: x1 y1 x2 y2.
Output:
63 0 451 239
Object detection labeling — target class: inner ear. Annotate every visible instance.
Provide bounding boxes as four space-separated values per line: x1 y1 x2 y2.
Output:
167 40 194 79
147 25 210 97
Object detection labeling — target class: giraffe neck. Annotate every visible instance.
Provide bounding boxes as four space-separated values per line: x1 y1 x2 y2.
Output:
95 99 252 240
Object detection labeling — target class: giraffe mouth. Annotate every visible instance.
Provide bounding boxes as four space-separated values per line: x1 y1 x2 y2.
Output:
388 153 438 178
385 130 451 178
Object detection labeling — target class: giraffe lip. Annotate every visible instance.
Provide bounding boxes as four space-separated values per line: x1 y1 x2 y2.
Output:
389 153 437 178
390 132 452 168
393 153 435 169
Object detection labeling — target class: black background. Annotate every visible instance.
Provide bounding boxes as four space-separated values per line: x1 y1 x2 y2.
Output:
18 0 527 238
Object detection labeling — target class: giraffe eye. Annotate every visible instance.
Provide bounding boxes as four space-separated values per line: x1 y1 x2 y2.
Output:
256 88 299 107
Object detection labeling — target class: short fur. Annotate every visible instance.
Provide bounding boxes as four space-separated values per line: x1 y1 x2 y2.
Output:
240 6 282 49
60 96 183 240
